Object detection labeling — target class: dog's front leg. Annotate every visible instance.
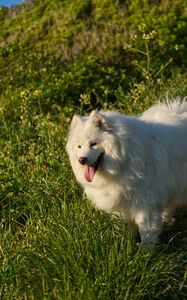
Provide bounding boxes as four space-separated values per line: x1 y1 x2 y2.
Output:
135 211 162 246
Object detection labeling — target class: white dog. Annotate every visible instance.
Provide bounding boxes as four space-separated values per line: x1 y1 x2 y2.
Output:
66 99 187 245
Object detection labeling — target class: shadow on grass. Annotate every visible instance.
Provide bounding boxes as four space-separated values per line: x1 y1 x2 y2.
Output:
159 207 187 251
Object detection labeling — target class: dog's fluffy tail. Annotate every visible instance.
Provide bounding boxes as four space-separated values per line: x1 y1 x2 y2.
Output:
140 97 187 124
165 97 187 114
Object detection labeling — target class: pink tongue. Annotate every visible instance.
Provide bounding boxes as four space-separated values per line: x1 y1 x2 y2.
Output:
85 165 96 182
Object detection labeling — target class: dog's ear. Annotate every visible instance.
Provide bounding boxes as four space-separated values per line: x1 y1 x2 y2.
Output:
70 114 81 129
89 110 111 131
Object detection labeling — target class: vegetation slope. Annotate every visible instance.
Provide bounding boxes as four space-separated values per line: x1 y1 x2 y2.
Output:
0 0 187 299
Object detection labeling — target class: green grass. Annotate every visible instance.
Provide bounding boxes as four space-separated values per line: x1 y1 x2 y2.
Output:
1 179 187 299
1 85 187 299
1 0 187 298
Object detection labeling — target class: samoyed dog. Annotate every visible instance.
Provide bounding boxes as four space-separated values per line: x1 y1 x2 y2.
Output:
66 99 187 245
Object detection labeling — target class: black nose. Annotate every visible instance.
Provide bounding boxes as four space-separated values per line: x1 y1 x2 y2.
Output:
79 157 87 165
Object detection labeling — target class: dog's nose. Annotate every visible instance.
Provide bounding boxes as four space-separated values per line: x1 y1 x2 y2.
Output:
79 157 87 165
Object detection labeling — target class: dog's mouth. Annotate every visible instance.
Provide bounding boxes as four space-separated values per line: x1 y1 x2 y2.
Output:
85 153 104 182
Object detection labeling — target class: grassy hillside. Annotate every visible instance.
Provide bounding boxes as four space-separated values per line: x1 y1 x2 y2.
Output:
1 0 187 111
0 0 187 299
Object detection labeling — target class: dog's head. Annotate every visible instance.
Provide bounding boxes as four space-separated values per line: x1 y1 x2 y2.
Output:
66 110 121 184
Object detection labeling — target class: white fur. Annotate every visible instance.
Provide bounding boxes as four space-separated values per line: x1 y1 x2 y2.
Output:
66 99 187 245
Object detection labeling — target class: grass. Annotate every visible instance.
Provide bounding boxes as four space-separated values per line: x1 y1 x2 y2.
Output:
1 0 187 298
1 87 187 300
1 186 187 299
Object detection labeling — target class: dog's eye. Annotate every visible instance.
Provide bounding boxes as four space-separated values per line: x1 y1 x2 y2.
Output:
78 145 81 149
90 142 97 148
